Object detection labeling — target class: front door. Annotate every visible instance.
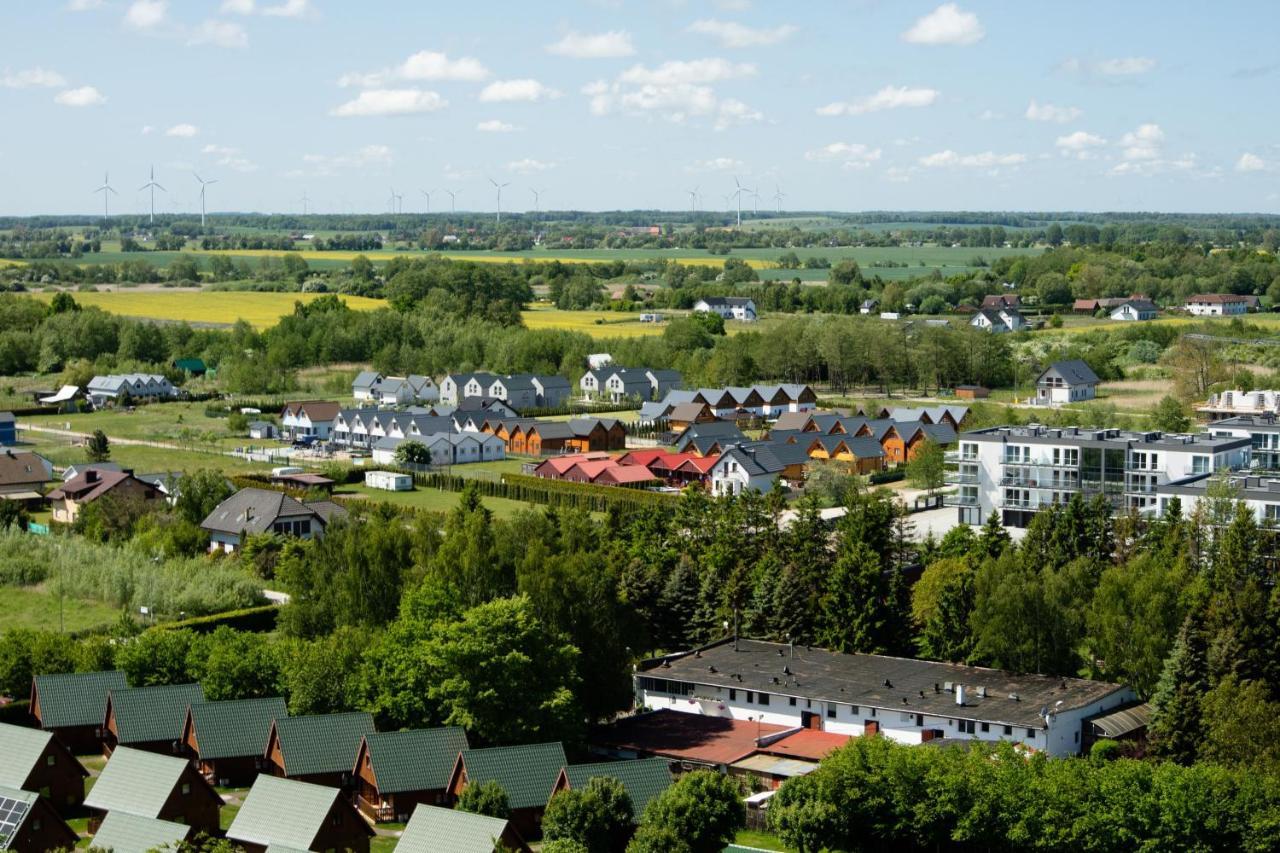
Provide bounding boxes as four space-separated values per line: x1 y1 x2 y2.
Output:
800 711 820 730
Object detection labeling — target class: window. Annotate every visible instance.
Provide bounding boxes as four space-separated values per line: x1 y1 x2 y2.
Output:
746 691 755 703
789 697 797 706
1004 725 1013 735
826 704 836 719
980 722 990 733
181 783 190 795
850 706 859 715
758 693 769 706
1026 728 1036 739
869 708 876 718
1191 455 1210 475
729 689 736 701
47 755 56 766
916 714 924 727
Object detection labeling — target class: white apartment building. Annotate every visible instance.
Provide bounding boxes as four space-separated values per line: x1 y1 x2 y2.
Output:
1184 294 1248 316
945 425 1252 527
1207 415 1280 470
1155 471 1280 525
635 639 1136 758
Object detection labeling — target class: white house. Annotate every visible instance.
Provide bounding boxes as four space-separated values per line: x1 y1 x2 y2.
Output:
352 371 383 402
1034 360 1100 406
693 296 757 323
969 307 1026 334
85 374 178 407
440 373 498 406
1109 298 1157 322
635 639 1138 758
1184 294 1248 317
280 401 341 442
200 488 346 553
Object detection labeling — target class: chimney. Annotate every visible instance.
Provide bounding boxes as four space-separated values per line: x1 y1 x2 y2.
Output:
955 684 966 706
86 470 99 483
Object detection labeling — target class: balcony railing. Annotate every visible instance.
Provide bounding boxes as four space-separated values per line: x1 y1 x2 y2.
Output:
945 471 979 484
944 494 979 507
1000 457 1079 469
1000 497 1058 510
945 451 977 464
1000 475 1080 489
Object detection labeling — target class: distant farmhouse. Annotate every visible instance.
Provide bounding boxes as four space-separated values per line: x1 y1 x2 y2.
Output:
1184 293 1249 316
693 296 757 323
85 374 178 408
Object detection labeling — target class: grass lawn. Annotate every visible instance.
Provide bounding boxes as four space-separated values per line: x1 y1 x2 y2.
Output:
28 290 386 329
16 433 274 476
219 802 240 831
0 586 122 633
731 829 795 852
23 401 257 448
337 483 542 519
370 835 399 853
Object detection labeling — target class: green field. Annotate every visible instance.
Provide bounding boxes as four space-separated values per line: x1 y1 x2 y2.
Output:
17 431 275 477
0 586 122 632
338 482 545 519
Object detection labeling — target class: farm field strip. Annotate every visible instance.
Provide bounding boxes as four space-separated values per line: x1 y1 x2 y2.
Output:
28 290 386 328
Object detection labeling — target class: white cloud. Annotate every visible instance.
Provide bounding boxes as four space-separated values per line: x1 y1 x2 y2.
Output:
902 3 984 45
331 89 448 117
479 79 561 102
805 142 883 169
1055 131 1106 159
188 19 248 48
0 68 66 89
220 0 254 12
1096 56 1156 75
817 85 939 116
507 158 555 174
141 125 154 134
67 0 104 9
202 143 257 172
1237 153 1269 172
689 157 743 172
618 58 755 86
714 98 763 130
54 86 105 107
1119 123 1164 160
124 0 166 29
1025 99 1081 123
261 0 309 16
165 123 199 137
476 119 517 132
919 149 1026 168
300 144 392 176
339 51 490 87
686 19 797 48
546 30 635 59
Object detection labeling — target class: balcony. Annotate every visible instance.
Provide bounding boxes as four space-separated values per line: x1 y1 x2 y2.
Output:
1000 497 1057 510
945 471 979 484
945 451 977 464
1001 457 1079 469
944 494 979 507
1000 475 1080 489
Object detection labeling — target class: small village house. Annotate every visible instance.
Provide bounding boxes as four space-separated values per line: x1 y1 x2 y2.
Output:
101 683 205 756
0 450 53 506
279 400 341 442
395 804 530 853
0 723 89 811
1035 359 1100 405
91 811 192 853
1184 293 1248 316
693 296 757 322
352 727 470 823
46 469 164 525
0 786 79 853
446 743 567 841
550 758 672 831
1110 297 1158 321
264 712 376 787
226 775 373 853
29 670 127 753
84 746 221 835
200 488 347 553
181 697 288 787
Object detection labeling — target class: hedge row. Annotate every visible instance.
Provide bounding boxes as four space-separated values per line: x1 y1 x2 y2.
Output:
869 469 906 485
150 604 281 634
405 470 677 513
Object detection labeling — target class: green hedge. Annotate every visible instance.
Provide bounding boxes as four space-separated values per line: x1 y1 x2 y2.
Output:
403 470 677 514
869 469 905 485
150 604 281 634
0 700 32 725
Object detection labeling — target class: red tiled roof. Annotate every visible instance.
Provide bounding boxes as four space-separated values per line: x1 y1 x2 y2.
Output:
592 709 788 766
1186 293 1248 304
648 452 699 473
47 470 144 504
616 450 668 468
676 456 719 474
759 729 851 762
568 460 615 481
597 466 658 485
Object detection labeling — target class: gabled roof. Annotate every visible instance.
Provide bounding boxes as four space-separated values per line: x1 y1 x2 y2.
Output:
359 727 469 795
597 465 659 485
759 729 851 762
560 759 673 820
532 374 571 390
200 488 322 536
0 451 52 488
455 742 567 810
47 470 155 505
270 712 375 778
0 785 42 848
32 670 127 729
527 422 574 440
1038 359 1099 386
84 747 194 818
0 724 79 789
1114 297 1157 312
92 811 192 853
666 403 712 422
919 423 958 445
228 775 369 850
187 697 287 760
352 371 382 390
842 436 887 458
492 375 536 393
1186 293 1249 304
771 411 814 432
107 683 205 746
281 400 342 422
397 805 518 853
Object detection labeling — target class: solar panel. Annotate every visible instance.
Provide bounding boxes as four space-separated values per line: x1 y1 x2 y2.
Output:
0 793 32 850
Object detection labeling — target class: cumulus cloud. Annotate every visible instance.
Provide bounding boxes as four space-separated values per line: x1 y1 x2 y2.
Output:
686 19 797 48
1055 130 1106 158
0 68 66 88
714 98 763 130
261 0 309 16
124 0 166 29
817 85 939 116
1025 99 1081 123
507 158 554 174
165 123 198 137
1108 125 1197 176
902 3 983 45
479 79 561 102
1119 123 1164 160
805 142 883 169
618 58 755 86
585 59 759 127
299 144 392 176
188 19 248 48
477 119 518 132
545 30 635 58
919 149 1026 168
54 86 106 107
339 50 490 87
220 0 254 11
1237 153 1269 172
331 89 448 117
140 125 154 134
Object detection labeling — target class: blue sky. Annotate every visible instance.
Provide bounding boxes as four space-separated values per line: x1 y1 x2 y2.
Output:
2 0 1277 216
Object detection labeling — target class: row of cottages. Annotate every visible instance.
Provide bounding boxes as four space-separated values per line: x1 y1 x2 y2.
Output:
639 384 817 423
578 366 683 402
438 372 572 408
85 373 178 407
371 431 506 466
331 408 456 450
693 296 758 322
481 417 627 455
351 371 439 404
772 406 970 433
531 454 661 488
200 487 348 553
768 419 957 466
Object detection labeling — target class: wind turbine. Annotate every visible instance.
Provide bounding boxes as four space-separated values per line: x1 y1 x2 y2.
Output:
298 190 310 215
731 176 744 227
445 189 459 213
138 166 165 225
490 178 510 224
773 184 785 213
193 173 217 227
420 188 433 213
751 185 760 216
387 188 399 214
687 185 699 212
529 187 546 213
93 172 118 218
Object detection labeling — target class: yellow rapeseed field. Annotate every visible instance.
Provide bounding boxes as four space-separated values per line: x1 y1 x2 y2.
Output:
30 290 386 329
